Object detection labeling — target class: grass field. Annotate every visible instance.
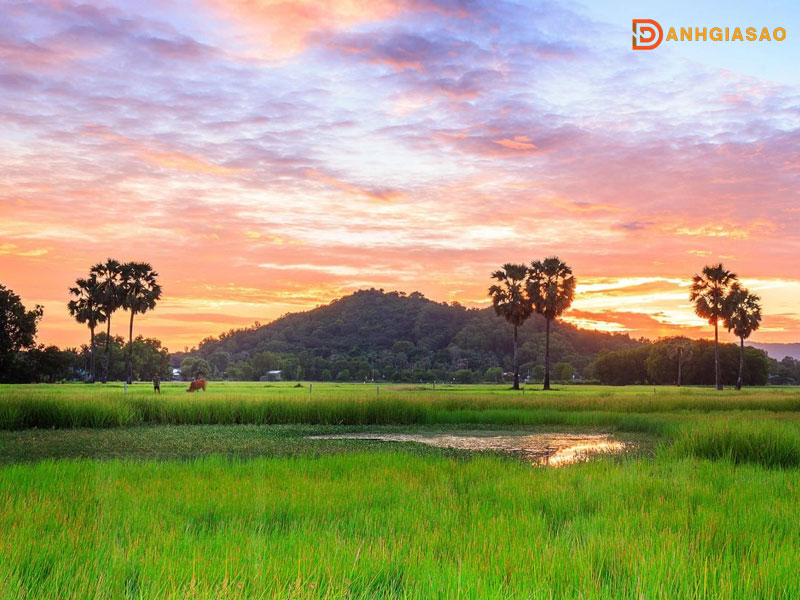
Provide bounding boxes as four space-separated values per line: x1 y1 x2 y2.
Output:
2 382 800 598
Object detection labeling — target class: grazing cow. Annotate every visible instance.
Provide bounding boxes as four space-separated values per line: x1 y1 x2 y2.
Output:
186 379 207 392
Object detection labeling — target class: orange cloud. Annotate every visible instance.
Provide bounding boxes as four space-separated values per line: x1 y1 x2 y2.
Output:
672 220 776 240
136 149 246 177
492 137 538 151
0 243 48 257
201 0 410 56
82 129 246 177
305 169 404 202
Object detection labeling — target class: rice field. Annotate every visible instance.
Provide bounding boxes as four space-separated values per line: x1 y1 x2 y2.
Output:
1 382 800 598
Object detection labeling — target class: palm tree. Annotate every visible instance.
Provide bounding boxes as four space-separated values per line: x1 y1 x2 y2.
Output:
666 337 693 387
91 258 122 383
724 285 762 391
67 274 106 383
526 257 576 390
689 264 737 391
488 263 532 390
120 262 162 384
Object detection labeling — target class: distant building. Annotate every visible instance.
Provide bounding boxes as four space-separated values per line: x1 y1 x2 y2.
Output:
259 370 282 382
172 368 181 381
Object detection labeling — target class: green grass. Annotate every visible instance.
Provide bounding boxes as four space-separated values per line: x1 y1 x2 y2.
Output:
670 418 800 467
1 382 799 430
2 382 800 598
2 452 800 599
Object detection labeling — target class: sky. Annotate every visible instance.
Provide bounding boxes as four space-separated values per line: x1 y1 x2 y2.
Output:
1 0 798 351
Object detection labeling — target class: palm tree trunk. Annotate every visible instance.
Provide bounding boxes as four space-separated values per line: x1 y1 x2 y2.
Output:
102 316 112 383
714 319 722 390
89 324 96 384
543 318 551 391
736 337 744 391
126 310 135 384
512 325 520 390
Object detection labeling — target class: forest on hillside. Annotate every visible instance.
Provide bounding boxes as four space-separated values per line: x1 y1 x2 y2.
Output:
178 289 644 382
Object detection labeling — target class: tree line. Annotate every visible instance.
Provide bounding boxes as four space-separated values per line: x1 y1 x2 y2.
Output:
67 259 162 383
0 280 168 383
0 260 775 388
592 337 769 386
489 260 763 391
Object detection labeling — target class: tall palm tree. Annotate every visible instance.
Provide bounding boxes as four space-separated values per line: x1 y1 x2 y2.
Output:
120 262 162 384
91 258 122 383
526 257 576 390
724 285 762 391
666 337 693 387
488 263 532 390
67 274 106 383
689 264 737 391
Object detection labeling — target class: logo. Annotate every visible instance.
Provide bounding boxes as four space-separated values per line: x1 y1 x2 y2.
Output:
632 19 663 50
632 20 787 50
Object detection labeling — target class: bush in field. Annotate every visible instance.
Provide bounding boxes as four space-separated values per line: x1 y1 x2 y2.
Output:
484 366 503 383
181 357 211 380
593 346 651 385
453 369 476 384
551 362 574 382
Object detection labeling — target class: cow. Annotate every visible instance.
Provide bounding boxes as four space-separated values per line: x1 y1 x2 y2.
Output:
186 379 207 392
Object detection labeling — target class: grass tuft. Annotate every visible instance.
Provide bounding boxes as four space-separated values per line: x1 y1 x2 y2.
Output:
671 419 800 468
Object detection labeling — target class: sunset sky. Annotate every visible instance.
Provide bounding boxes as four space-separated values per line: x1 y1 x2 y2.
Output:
1 0 799 351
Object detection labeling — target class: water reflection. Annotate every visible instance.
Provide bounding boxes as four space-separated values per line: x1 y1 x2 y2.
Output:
310 431 628 466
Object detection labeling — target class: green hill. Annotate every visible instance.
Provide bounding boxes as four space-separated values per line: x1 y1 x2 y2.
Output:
182 289 641 382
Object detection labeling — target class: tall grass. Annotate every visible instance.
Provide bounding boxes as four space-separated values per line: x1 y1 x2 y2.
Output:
2 452 800 598
0 382 798 430
671 419 800 468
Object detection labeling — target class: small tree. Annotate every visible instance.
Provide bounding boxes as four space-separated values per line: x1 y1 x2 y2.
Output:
666 337 693 386
689 264 737 390
527 257 576 390
724 285 762 391
488 264 533 390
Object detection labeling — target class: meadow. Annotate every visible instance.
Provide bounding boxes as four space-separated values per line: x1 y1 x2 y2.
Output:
2 382 800 598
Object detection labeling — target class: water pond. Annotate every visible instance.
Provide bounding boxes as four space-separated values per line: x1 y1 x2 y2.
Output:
309 431 630 466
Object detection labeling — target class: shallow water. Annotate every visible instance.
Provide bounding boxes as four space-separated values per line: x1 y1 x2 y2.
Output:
309 431 628 466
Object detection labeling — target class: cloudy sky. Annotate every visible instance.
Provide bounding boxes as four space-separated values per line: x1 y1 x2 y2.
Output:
1 0 798 350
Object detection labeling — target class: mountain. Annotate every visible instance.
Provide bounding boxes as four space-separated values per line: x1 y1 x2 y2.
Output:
185 289 642 381
748 343 800 361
